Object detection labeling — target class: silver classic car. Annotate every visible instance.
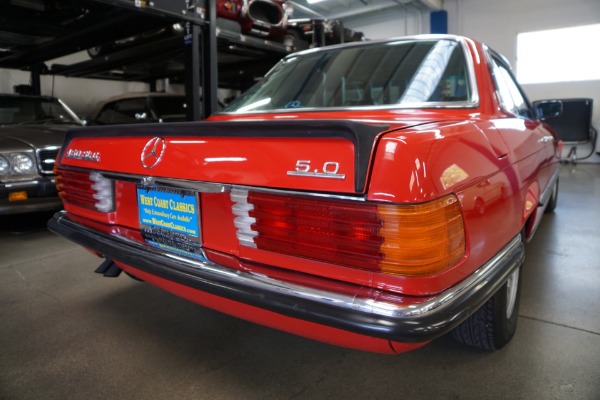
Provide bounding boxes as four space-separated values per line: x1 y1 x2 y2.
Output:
0 94 82 214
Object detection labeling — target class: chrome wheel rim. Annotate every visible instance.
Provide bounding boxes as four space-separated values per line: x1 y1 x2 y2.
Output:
505 267 520 319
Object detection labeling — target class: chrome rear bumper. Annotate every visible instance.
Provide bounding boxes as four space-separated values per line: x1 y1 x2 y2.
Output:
48 210 524 343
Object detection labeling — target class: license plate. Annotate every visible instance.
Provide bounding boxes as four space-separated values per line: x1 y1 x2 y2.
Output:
137 186 205 261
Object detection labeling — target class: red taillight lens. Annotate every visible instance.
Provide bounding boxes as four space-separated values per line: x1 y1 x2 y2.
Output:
248 191 384 271
232 189 465 277
55 167 114 212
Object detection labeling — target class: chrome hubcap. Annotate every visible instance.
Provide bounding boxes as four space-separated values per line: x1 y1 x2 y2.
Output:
505 267 520 319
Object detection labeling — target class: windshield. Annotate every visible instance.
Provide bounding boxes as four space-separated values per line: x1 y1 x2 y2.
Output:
224 39 474 113
0 96 82 125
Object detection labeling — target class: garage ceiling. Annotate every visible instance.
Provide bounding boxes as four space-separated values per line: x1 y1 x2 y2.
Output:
290 0 440 19
0 0 440 87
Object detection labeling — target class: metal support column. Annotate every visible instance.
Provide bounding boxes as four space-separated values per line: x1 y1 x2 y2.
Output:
201 0 218 119
184 21 202 121
183 0 217 121
30 63 42 95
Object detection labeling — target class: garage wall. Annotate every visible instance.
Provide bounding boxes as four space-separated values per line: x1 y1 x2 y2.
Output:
0 54 150 118
443 0 600 158
342 4 429 39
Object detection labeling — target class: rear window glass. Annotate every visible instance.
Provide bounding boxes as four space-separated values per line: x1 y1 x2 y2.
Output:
224 39 473 113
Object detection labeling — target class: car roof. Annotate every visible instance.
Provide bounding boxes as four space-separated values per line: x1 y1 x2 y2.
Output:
97 92 183 104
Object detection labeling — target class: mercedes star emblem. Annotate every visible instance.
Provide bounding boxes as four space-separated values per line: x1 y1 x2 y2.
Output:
141 137 166 169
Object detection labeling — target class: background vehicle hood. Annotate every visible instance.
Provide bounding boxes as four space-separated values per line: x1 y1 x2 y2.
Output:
0 124 72 150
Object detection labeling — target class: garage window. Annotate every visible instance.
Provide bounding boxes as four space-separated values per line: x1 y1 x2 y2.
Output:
516 23 600 84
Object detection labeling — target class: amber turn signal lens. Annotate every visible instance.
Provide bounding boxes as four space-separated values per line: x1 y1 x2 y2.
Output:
8 191 28 202
378 195 465 276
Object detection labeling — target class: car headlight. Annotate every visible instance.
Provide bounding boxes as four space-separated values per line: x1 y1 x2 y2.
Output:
12 153 36 174
0 152 39 180
0 156 9 175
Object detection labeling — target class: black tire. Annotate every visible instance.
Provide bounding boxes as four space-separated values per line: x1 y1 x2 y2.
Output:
544 178 559 213
451 263 522 351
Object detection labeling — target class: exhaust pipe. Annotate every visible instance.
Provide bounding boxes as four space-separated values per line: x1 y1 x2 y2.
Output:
94 258 122 277
248 0 284 26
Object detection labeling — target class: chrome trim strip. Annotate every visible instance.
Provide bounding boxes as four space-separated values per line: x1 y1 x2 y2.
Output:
100 171 230 194
79 168 367 202
460 37 480 106
539 167 560 207
36 146 60 175
286 171 346 180
3 180 40 188
218 101 479 116
49 211 525 342
401 235 522 318
232 185 366 202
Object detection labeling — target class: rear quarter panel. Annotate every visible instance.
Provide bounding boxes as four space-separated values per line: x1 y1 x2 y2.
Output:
366 117 544 292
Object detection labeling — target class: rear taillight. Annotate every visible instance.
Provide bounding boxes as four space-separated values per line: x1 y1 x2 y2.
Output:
55 167 114 212
378 197 465 276
231 189 465 277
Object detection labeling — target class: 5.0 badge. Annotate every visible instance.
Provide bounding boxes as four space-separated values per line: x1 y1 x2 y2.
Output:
287 160 346 180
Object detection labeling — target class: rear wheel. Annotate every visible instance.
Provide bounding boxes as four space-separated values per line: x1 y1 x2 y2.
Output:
451 263 522 350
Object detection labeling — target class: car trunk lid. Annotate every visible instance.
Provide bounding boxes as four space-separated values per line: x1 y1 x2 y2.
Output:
58 120 401 194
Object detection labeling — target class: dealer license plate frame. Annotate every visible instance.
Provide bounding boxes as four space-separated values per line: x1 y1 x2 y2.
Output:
137 185 205 261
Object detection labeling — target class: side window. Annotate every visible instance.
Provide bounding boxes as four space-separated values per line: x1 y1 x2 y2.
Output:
95 103 116 124
491 56 533 119
112 98 150 124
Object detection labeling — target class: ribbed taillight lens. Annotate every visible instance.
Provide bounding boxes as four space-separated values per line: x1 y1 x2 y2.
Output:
231 189 465 277
55 167 114 212
247 190 384 271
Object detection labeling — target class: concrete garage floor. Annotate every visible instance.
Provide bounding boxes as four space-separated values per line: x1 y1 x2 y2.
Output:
1 164 599 400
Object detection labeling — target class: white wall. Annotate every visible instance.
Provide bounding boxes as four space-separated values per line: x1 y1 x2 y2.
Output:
342 4 429 39
1 52 157 118
0 69 152 118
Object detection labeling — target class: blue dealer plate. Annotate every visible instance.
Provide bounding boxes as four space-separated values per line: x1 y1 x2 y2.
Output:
137 187 205 260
